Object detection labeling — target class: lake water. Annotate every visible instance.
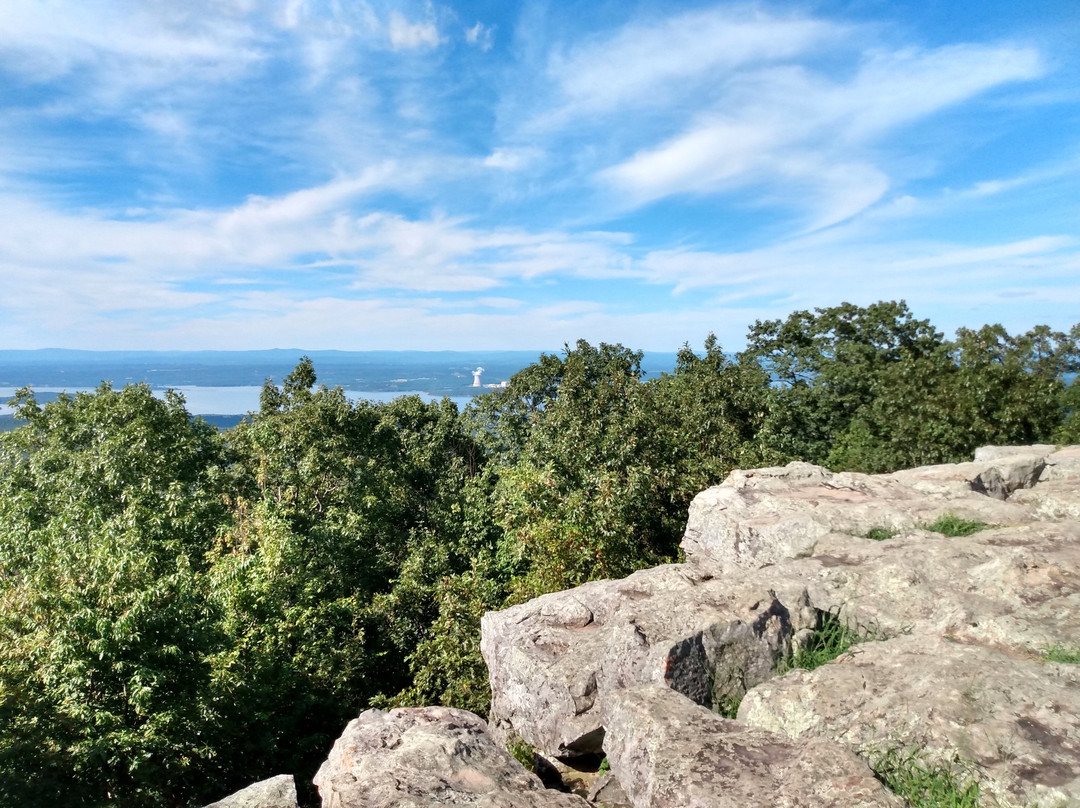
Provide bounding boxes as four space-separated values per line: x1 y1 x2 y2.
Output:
0 386 475 416
0 348 683 418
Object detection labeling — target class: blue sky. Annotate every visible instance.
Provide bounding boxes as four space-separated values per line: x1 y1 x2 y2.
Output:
0 0 1077 351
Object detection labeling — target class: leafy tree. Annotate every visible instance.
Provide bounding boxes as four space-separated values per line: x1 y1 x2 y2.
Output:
484 338 775 601
211 369 409 784
828 323 1078 471
0 384 230 808
212 367 489 788
649 334 780 496
740 301 944 465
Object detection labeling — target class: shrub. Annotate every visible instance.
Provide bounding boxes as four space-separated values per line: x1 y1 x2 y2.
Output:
507 738 535 770
714 693 742 719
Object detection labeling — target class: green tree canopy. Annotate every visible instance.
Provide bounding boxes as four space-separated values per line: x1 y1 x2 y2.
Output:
0 384 230 807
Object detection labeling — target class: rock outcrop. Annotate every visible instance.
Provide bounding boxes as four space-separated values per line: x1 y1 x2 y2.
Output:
482 445 1080 808
312 706 590 808
679 452 1052 573
739 633 1080 808
203 775 298 808
481 567 813 759
228 446 1080 807
601 684 900 807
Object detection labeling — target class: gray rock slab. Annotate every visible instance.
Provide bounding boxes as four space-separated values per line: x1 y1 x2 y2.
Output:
739 634 1080 808
313 706 589 808
587 773 630 807
480 447 1080 807
602 684 901 808
1011 446 1080 519
483 521 1080 765
481 565 814 760
680 453 1051 573
784 521 1080 654
973 445 1058 462
204 775 297 808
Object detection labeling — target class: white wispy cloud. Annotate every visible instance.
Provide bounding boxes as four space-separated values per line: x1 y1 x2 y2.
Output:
546 6 841 119
0 1 263 91
483 148 540 171
598 41 1043 227
465 21 495 51
0 2 1074 352
638 231 1080 312
388 11 442 50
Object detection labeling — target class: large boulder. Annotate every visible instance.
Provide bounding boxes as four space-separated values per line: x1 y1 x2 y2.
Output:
601 684 901 808
479 446 1080 807
483 521 1080 764
739 634 1080 808
481 565 814 760
203 775 297 808
1010 445 1080 519
313 706 590 808
679 451 1058 573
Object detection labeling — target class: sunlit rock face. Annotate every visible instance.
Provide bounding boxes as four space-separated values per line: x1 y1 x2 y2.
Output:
481 446 1080 808
313 706 590 808
202 775 298 808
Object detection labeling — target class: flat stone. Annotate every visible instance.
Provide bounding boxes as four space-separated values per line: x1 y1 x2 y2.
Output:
680 456 1040 573
739 634 1080 808
601 684 901 808
786 522 1080 654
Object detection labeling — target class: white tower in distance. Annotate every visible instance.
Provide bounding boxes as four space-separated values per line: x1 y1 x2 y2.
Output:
471 367 484 387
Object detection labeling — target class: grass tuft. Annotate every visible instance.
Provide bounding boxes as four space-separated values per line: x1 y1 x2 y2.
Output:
925 513 989 537
507 737 535 770
777 609 884 673
869 747 981 808
1043 644 1080 665
714 693 742 719
865 526 898 541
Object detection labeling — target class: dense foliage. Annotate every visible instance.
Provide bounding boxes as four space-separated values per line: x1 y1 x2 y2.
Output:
0 302 1077 806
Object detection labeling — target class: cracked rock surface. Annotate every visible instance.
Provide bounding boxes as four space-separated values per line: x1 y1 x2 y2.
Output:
203 776 298 808
602 684 901 808
481 566 811 759
481 445 1080 808
739 634 1080 808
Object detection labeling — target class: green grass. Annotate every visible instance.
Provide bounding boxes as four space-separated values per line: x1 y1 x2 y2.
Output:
869 747 981 808
925 513 990 537
508 738 535 770
1043 644 1080 664
714 693 742 719
777 609 884 673
865 526 898 541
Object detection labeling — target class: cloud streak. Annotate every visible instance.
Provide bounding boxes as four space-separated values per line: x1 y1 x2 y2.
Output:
0 1 1075 351
599 42 1043 227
